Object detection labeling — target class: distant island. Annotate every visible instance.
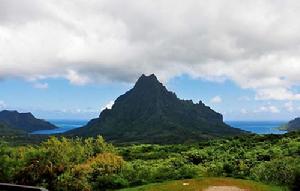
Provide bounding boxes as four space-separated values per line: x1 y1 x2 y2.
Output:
67 74 246 143
0 110 57 134
279 118 300 132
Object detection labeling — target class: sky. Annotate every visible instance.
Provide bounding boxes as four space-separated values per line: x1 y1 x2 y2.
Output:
1 0 300 120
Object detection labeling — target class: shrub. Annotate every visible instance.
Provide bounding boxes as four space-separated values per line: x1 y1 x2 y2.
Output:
0 142 26 181
250 157 300 186
13 136 116 190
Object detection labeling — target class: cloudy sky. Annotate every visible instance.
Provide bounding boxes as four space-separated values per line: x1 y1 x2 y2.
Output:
1 0 300 120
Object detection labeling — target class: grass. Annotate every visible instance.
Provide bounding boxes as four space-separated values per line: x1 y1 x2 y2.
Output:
119 177 287 191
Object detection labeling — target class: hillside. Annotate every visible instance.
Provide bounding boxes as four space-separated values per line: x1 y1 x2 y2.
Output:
283 118 300 132
0 110 57 132
67 74 246 143
0 123 27 136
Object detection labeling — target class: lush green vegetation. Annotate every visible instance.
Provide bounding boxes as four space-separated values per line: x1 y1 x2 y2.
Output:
0 132 299 190
0 134 48 146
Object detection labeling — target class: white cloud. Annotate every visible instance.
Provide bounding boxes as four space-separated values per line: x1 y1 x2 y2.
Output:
255 105 280 113
0 100 7 109
1 1 300 100
101 100 114 111
59 108 98 114
255 88 300 100
210 96 222 104
269 106 280 113
284 101 294 112
33 82 48 89
238 96 251 101
65 70 91 85
240 108 248 114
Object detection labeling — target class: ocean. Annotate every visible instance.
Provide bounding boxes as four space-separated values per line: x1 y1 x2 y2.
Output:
31 119 88 135
31 120 288 135
226 121 287 134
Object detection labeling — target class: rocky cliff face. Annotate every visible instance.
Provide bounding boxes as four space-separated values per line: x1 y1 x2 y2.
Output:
67 74 246 143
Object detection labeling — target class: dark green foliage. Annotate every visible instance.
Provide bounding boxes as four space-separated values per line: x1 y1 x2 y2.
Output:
94 174 129 190
67 74 246 144
0 134 48 146
0 123 27 136
122 157 199 186
0 110 57 132
0 141 24 181
118 132 300 189
250 157 300 185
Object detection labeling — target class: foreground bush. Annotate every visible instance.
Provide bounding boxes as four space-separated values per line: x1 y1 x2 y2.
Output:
57 152 126 191
122 157 199 186
2 136 116 190
250 157 300 186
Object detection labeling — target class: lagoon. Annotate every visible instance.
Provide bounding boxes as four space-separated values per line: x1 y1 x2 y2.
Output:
31 120 287 135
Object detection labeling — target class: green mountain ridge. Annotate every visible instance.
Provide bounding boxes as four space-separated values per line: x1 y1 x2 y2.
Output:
67 74 246 143
0 110 57 132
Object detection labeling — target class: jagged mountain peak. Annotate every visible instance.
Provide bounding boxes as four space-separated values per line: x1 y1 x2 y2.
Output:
67 74 246 143
114 74 173 106
134 74 164 90
139 73 158 81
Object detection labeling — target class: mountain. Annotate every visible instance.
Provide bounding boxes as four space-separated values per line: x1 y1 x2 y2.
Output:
67 74 246 144
0 123 27 136
282 118 300 132
0 110 57 132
